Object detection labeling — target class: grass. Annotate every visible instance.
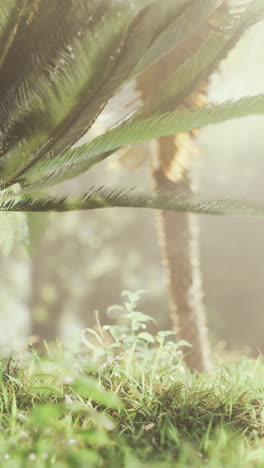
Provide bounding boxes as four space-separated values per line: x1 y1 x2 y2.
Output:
0 291 264 467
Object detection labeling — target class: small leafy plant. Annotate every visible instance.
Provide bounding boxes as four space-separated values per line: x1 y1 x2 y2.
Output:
82 290 189 384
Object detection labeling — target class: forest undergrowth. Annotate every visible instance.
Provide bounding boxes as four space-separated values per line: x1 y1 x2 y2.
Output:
0 291 264 467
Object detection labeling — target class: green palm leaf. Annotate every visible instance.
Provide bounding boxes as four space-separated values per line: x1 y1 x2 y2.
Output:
132 0 223 76
19 92 264 192
2 188 264 221
138 0 264 117
15 0 264 191
0 0 133 184
0 0 223 189
0 0 28 67
0 0 263 224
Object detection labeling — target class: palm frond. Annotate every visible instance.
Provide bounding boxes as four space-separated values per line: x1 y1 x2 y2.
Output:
14 0 264 191
0 0 133 185
18 92 264 192
137 0 264 117
0 0 263 223
0 0 28 68
132 0 223 76
2 187 264 220
0 0 222 190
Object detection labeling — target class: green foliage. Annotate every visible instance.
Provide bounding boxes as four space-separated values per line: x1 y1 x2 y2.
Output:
0 292 264 466
1 0 219 186
3 187 264 222
73 377 122 410
0 0 264 238
82 290 187 373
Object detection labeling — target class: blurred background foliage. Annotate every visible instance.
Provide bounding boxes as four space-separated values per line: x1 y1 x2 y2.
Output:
1 20 264 355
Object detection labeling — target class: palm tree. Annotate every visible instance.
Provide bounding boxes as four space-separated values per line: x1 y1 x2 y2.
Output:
135 3 229 372
1 1 264 364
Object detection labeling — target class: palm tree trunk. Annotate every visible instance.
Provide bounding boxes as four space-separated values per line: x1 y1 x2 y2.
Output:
120 1 229 371
153 136 210 372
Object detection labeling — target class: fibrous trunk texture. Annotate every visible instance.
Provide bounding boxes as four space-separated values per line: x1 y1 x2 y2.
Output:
153 137 210 372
